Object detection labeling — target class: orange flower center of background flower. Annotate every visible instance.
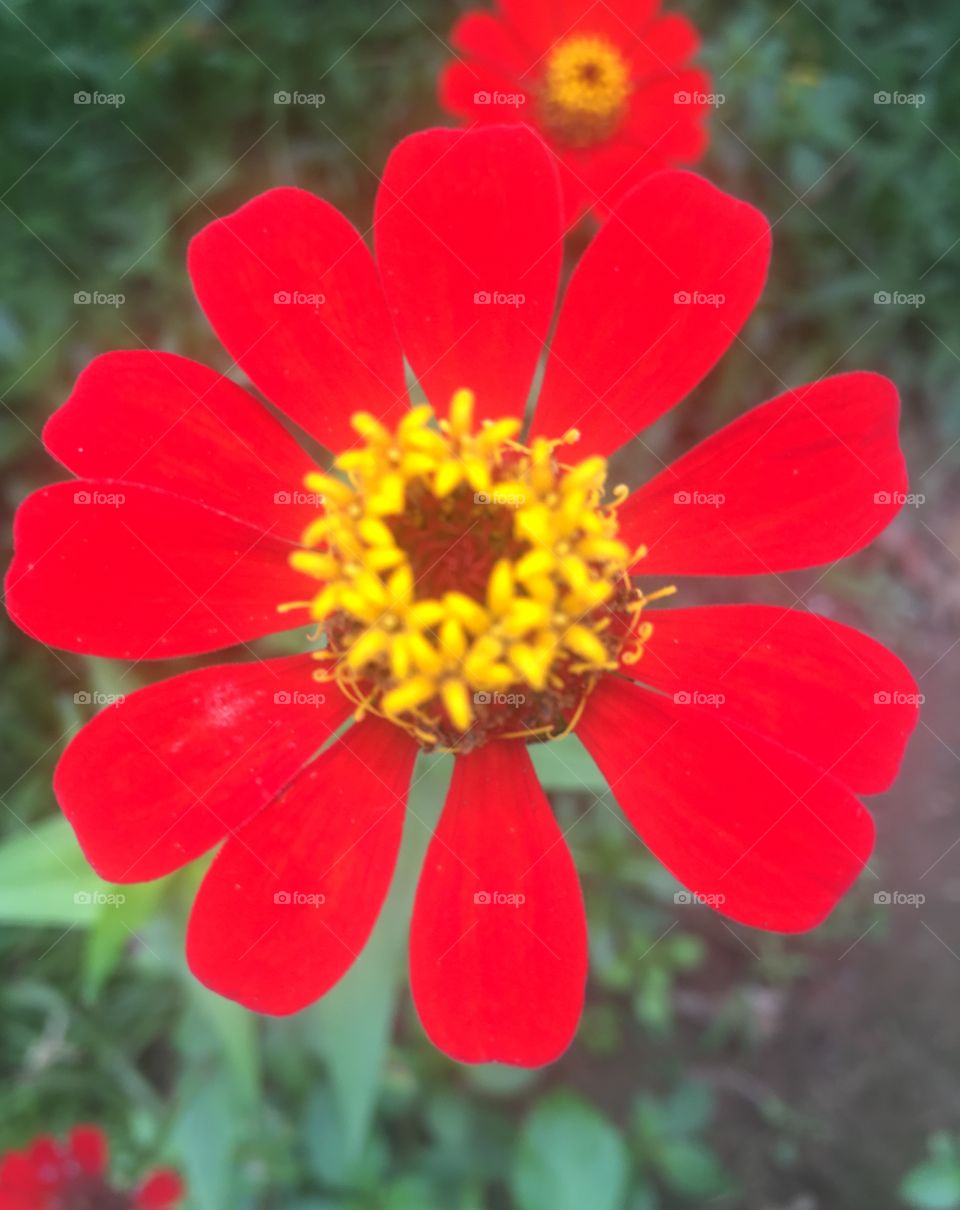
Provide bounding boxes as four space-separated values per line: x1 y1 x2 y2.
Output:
539 35 633 148
282 391 671 752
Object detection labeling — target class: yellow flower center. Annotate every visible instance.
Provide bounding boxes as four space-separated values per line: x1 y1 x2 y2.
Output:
282 390 671 751
539 35 633 148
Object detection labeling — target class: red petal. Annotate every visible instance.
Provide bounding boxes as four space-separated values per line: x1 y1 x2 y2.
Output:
497 0 661 55
631 605 918 794
632 14 701 73
55 657 351 883
578 677 875 932
189 188 406 453
375 126 562 424
409 742 587 1065
44 352 318 540
531 170 770 455
5 480 304 658
186 717 418 1015
623 68 712 145
449 10 528 75
0 1196 34 1210
135 1170 184 1209
621 372 908 575
438 60 531 122
0 1152 39 1194
67 1126 108 1176
550 74 712 224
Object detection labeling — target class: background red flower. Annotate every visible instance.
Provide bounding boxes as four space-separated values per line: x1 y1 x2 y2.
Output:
0 1126 182 1210
439 0 712 223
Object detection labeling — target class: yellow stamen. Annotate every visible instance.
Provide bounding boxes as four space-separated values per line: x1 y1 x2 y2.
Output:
540 35 632 148
280 392 670 750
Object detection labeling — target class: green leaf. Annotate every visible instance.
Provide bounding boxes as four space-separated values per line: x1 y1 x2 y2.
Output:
307 751 452 1170
900 1136 960 1210
528 733 608 794
381 1176 442 1210
654 1139 733 1199
81 880 167 1001
0 815 104 925
171 1072 243 1210
464 1063 541 1099
512 1090 629 1210
658 1081 715 1137
190 984 261 1113
633 966 672 1035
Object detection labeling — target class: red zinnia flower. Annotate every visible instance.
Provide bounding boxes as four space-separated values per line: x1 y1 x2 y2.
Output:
6 125 917 1066
439 0 712 223
0 1125 182 1210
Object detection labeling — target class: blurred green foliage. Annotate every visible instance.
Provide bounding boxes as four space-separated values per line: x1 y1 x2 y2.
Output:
1 0 958 1207
901 1135 960 1210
